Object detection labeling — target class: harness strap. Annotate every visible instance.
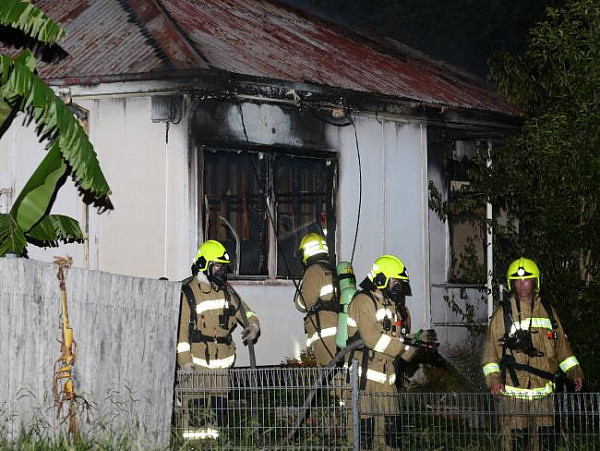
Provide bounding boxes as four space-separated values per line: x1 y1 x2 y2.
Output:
302 261 340 361
189 330 233 345
500 354 560 383
540 297 558 329
500 296 559 387
500 300 513 385
182 282 238 365
359 351 370 390
182 283 197 343
345 333 366 383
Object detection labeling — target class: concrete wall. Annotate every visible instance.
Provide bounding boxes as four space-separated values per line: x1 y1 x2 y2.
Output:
0 258 180 448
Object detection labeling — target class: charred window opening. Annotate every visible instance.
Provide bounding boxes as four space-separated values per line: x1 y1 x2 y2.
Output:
202 148 336 279
448 141 486 284
274 155 336 278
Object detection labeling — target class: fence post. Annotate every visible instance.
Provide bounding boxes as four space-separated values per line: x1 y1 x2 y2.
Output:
351 359 359 451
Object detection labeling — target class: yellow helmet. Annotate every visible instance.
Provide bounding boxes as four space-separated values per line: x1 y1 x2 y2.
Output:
507 257 540 291
368 255 409 289
193 240 230 273
299 233 328 265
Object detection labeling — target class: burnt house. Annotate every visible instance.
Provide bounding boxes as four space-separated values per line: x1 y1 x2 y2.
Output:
0 0 521 364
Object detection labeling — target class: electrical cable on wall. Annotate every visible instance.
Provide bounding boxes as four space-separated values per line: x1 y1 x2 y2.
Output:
236 102 336 360
349 118 362 265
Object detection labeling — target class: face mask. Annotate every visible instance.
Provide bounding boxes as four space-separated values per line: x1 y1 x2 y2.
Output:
207 263 228 289
384 279 412 305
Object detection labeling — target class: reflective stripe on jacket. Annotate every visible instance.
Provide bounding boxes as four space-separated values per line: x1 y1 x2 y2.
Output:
481 294 582 395
347 290 414 392
177 278 259 370
295 262 338 366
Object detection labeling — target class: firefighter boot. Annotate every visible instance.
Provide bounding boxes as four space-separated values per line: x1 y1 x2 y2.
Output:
538 426 557 451
188 398 208 428
210 396 228 427
360 417 374 449
384 415 401 449
511 428 530 451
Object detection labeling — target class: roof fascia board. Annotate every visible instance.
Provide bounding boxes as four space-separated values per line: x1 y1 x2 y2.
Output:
51 70 521 134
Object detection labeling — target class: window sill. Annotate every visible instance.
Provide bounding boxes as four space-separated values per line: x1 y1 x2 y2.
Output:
431 283 486 289
229 278 299 287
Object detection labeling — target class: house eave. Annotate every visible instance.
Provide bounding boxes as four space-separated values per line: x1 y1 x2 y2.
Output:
47 68 522 135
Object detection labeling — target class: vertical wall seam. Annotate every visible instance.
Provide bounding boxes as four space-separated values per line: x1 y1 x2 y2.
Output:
420 123 431 327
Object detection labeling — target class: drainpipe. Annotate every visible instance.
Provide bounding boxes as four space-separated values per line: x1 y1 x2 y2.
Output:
486 138 494 321
164 125 169 278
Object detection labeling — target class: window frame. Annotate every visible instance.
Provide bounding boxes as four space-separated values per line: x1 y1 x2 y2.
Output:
198 144 338 281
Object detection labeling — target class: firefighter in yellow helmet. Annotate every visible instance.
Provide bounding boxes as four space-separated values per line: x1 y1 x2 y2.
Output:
176 240 260 441
482 257 583 451
346 255 435 450
294 232 338 366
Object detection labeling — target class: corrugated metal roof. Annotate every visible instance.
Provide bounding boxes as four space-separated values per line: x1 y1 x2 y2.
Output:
34 0 169 76
21 0 518 116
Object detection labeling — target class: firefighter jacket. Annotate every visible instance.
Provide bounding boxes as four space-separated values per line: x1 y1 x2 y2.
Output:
177 274 260 370
482 294 583 399
347 290 416 392
294 261 338 365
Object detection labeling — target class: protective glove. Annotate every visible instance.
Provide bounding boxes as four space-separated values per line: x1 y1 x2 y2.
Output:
423 328 438 342
242 322 260 344
399 341 418 363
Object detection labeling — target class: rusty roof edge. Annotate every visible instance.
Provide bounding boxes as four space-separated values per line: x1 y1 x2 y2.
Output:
269 0 494 88
45 67 522 126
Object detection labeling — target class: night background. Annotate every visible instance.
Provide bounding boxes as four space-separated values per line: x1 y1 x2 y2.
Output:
283 0 564 79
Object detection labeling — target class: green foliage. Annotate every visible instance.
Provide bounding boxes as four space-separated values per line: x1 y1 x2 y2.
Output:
0 0 65 44
433 0 600 390
0 1 112 256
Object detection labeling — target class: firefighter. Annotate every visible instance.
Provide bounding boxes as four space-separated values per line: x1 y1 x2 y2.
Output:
482 257 584 451
294 232 338 366
346 255 433 450
176 240 260 441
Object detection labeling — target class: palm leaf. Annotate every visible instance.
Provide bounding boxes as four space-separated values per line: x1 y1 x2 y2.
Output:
10 142 67 232
26 214 83 247
0 0 64 44
0 97 17 135
0 213 27 256
0 50 113 210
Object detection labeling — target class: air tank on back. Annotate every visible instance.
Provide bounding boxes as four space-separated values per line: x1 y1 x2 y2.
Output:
335 261 357 348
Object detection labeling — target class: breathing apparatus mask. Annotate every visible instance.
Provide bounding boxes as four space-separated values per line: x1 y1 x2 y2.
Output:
383 278 412 306
208 262 228 290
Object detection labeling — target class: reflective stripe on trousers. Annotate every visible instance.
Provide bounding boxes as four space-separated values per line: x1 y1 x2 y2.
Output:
345 363 396 385
503 381 555 399
182 427 219 440
192 354 235 369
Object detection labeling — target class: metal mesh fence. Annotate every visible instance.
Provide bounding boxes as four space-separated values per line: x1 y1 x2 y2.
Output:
172 367 353 449
172 367 600 450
